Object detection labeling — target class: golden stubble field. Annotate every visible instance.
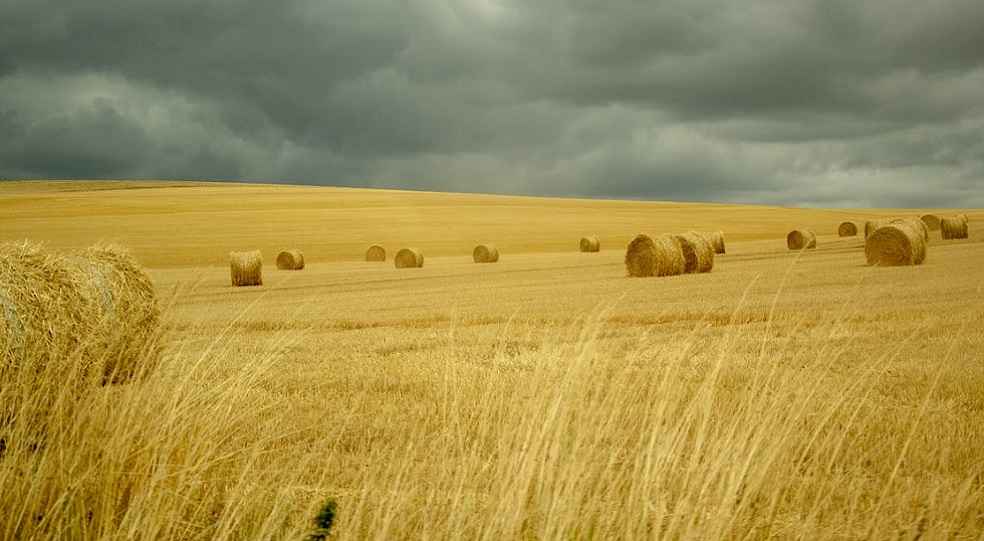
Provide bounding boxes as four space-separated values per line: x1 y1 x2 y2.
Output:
1 180 983 539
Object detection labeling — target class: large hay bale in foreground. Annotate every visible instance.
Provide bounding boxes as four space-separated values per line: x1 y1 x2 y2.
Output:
625 234 685 277
366 245 386 262
1 241 160 437
865 222 927 266
394 248 424 268
276 249 305 270
230 250 263 286
702 231 726 254
786 229 817 250
579 236 600 253
671 233 714 273
941 216 969 239
920 214 941 231
837 221 859 237
473 244 499 263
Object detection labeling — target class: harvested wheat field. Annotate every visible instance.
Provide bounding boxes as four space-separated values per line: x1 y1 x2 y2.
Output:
1 180 983 540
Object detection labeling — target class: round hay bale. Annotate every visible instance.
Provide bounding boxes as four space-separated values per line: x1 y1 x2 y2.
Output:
579 236 600 253
837 221 859 237
1 241 160 438
394 248 424 269
276 249 304 270
365 244 386 262
940 216 969 239
865 222 927 266
702 231 726 254
671 233 714 273
786 229 817 250
230 250 263 286
920 214 941 231
624 234 685 277
473 244 499 263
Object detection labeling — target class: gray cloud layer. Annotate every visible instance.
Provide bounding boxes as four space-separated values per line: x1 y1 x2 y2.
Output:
2 0 983 206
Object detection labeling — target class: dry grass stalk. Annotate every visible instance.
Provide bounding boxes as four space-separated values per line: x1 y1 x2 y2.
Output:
865 222 927 266
625 234 685 277
786 229 817 250
473 244 500 263
579 236 600 253
920 214 941 231
366 245 386 262
837 221 858 237
941 216 969 239
394 248 424 269
672 233 714 274
230 250 263 286
276 250 304 270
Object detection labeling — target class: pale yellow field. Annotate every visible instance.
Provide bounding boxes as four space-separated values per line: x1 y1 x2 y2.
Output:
1 180 983 539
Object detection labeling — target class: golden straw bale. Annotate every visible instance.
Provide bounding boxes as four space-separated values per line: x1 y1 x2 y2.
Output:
1 241 160 439
702 231 726 254
865 222 927 266
366 245 386 262
786 229 817 250
275 249 304 270
837 221 859 237
920 214 941 231
625 234 685 277
473 244 500 263
941 216 969 239
671 233 714 273
579 236 600 253
230 250 263 287
394 248 424 268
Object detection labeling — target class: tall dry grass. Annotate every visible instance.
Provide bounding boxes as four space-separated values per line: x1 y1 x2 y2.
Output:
1 287 982 539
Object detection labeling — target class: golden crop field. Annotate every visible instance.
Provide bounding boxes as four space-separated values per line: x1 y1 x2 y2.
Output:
1 180 983 539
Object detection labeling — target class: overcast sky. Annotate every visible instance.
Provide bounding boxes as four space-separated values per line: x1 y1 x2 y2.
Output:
2 0 983 206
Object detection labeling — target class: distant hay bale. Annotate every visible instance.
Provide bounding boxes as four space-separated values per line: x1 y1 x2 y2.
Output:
473 244 500 263
703 231 726 254
920 214 941 231
889 218 929 242
394 248 424 269
230 250 263 286
837 221 859 237
865 222 927 266
276 249 304 270
625 234 685 277
579 236 600 253
786 229 817 250
940 216 969 239
671 233 714 273
366 244 386 262
1 241 160 436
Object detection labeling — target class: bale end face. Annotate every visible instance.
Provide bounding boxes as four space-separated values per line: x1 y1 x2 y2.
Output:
394 248 424 268
672 233 714 273
920 214 941 231
276 250 304 270
230 250 263 286
837 222 858 237
366 245 386 262
473 244 500 263
579 236 600 253
865 223 927 266
624 234 685 277
786 229 817 250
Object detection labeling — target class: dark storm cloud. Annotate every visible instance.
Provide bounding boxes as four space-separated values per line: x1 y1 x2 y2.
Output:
1 0 982 206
